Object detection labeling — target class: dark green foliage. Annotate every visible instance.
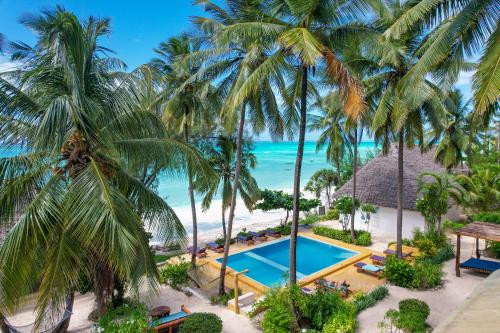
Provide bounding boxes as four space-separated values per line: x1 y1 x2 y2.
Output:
98 303 154 333
384 256 415 288
313 226 372 246
425 243 455 264
159 260 190 289
379 299 430 333
473 211 500 224
321 208 340 221
153 254 170 263
384 256 443 289
178 313 223 333
302 289 352 330
353 286 389 313
300 214 321 225
210 288 241 305
334 195 360 215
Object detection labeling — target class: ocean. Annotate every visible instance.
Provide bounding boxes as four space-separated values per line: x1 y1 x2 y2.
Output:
0 141 378 235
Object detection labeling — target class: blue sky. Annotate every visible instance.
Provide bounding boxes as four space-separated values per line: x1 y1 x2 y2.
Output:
0 0 474 141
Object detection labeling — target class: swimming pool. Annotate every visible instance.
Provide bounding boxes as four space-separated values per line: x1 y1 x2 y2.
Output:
216 235 358 288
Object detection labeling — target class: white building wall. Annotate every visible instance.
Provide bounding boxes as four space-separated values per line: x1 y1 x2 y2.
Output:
352 206 425 239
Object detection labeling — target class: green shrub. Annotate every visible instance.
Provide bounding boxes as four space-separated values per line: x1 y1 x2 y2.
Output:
472 211 500 224
259 284 307 333
353 286 389 313
378 299 430 333
321 209 340 221
322 309 357 333
273 224 292 236
383 256 414 288
355 232 371 246
178 313 222 333
426 243 455 264
98 303 154 333
301 214 322 225
303 289 350 330
153 254 169 263
312 226 372 246
159 259 190 289
399 299 430 321
491 241 500 258
209 288 241 305
414 238 437 258
443 219 468 232
412 261 443 289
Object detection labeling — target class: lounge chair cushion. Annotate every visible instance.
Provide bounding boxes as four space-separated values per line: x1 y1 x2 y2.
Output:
460 257 500 272
363 264 384 272
370 255 386 262
150 311 189 328
207 242 222 248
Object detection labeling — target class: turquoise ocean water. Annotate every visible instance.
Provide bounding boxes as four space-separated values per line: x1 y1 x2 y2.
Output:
0 141 378 208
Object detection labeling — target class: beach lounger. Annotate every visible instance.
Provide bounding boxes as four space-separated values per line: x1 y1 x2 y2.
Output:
237 235 254 245
151 305 191 333
460 257 500 274
206 242 225 253
383 248 412 258
264 229 281 238
301 287 314 295
187 246 207 258
249 231 268 241
370 255 386 265
354 262 384 279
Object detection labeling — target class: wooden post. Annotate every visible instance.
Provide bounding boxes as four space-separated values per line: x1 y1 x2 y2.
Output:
456 234 461 277
476 238 480 258
234 269 249 314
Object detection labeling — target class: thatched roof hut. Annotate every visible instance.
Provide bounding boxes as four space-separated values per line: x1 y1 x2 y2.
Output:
332 145 446 210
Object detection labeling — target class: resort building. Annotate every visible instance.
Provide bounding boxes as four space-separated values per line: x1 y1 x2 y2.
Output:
332 145 462 239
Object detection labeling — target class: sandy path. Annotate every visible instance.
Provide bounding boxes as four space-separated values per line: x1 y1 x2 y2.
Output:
357 236 487 332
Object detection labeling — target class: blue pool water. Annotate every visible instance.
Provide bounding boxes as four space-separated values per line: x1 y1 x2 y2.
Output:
217 236 357 288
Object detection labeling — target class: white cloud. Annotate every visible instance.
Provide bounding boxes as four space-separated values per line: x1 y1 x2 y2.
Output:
456 70 475 87
0 56 19 73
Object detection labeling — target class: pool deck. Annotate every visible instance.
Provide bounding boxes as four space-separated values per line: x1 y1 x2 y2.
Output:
171 230 393 296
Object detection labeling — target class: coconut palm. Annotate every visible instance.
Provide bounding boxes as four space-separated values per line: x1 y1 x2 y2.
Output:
383 0 499 120
0 8 209 323
188 0 287 295
151 34 220 269
367 2 449 258
197 135 259 239
427 89 475 170
455 169 500 214
217 0 370 287
304 168 338 208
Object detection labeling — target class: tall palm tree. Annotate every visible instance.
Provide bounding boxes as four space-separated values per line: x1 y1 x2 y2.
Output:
189 0 286 295
427 89 474 170
151 34 219 269
0 8 208 323
219 0 369 287
383 0 499 121
197 135 259 239
368 2 449 258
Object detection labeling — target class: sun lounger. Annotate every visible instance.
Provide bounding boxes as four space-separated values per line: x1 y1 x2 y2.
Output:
383 248 412 258
206 242 225 253
460 257 500 274
264 229 281 238
151 305 191 333
249 231 268 241
370 255 386 265
237 235 254 245
301 287 314 294
187 246 207 258
354 262 384 279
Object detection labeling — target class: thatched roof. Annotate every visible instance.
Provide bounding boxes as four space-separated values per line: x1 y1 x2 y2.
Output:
456 222 500 242
332 144 446 211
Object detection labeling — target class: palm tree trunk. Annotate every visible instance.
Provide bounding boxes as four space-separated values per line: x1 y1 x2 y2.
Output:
350 127 358 241
290 65 308 285
184 121 198 270
221 203 227 240
396 132 404 259
218 104 246 296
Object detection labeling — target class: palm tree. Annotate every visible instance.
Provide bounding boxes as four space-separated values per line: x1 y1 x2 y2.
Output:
367 2 449 258
0 8 208 323
310 93 353 189
197 135 259 239
304 168 338 208
151 34 219 269
218 0 369 287
455 169 500 214
383 0 499 121
189 0 286 295
427 89 474 170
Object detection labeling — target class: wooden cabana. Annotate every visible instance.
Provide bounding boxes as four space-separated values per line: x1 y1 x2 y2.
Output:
455 222 500 277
